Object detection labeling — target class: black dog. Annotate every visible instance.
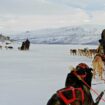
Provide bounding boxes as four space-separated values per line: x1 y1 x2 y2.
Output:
47 63 96 105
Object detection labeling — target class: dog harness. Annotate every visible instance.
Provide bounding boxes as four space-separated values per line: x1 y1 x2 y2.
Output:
57 86 84 105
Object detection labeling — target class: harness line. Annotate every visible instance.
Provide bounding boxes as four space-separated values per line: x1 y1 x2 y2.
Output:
73 71 105 102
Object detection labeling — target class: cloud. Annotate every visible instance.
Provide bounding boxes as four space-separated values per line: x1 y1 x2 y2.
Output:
0 0 48 15
47 0 89 8
0 0 105 34
0 9 91 33
90 10 105 25
0 0 105 15
2 0 105 15
48 0 105 11
0 0 72 15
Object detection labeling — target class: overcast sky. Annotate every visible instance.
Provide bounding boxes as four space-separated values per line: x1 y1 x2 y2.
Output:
0 0 105 34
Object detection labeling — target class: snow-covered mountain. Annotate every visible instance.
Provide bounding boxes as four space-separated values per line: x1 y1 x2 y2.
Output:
0 34 11 42
11 25 105 45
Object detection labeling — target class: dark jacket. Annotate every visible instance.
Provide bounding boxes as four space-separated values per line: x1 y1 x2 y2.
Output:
99 29 105 54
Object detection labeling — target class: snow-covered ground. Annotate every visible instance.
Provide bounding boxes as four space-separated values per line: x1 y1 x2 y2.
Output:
0 44 105 105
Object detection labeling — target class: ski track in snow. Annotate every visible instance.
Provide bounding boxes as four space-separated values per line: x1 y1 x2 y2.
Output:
0 43 105 105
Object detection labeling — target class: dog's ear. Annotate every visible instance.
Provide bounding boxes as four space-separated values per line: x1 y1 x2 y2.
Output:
89 68 93 71
68 65 75 71
85 68 93 73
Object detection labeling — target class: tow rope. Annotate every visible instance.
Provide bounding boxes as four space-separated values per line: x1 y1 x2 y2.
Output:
73 71 105 102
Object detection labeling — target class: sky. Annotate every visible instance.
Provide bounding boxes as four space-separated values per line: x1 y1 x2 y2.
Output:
0 0 105 34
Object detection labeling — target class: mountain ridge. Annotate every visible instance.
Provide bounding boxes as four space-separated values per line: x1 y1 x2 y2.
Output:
11 25 105 45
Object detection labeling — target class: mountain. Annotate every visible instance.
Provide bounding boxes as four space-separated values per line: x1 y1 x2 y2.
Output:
10 25 105 45
0 34 11 42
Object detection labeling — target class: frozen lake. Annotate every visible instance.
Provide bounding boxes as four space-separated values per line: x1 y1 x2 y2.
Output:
0 44 105 105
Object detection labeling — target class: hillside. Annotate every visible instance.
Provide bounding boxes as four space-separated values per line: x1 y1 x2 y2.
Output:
0 34 10 42
11 25 104 45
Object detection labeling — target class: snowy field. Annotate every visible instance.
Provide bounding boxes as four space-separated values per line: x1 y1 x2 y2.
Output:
0 44 105 105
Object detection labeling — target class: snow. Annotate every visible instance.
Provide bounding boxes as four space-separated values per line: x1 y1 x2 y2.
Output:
0 44 105 105
10 25 104 44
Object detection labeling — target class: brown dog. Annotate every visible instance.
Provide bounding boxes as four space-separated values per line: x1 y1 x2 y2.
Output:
92 55 104 79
